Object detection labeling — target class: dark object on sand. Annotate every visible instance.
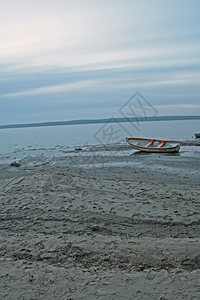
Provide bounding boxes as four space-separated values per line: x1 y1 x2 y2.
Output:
195 133 200 138
91 225 100 231
10 162 21 167
126 137 181 153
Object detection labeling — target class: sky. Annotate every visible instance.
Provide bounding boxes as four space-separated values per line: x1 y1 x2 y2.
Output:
0 0 200 125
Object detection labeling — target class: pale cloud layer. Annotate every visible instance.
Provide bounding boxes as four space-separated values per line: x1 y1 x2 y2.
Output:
0 0 200 124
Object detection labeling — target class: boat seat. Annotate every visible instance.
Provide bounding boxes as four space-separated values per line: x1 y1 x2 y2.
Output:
146 140 154 147
157 141 166 148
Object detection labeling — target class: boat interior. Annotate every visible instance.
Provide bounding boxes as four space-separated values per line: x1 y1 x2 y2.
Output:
129 139 178 148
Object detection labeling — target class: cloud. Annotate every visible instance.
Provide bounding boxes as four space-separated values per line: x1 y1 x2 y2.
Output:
0 0 200 123
0 80 99 97
1 67 200 100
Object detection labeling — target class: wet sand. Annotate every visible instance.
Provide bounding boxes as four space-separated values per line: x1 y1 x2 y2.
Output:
0 143 200 299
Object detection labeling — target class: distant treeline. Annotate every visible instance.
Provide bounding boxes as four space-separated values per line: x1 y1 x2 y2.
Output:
0 115 200 129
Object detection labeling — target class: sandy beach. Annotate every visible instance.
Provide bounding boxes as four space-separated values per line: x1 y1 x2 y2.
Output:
0 142 200 299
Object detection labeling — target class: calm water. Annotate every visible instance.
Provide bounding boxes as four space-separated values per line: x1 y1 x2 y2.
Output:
0 119 199 157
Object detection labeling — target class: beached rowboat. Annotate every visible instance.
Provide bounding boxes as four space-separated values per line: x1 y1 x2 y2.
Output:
195 133 200 138
126 137 181 153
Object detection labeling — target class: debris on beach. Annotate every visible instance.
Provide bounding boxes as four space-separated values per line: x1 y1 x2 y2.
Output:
10 162 21 167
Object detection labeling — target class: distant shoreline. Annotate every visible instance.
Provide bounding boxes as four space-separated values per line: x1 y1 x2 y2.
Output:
0 115 200 130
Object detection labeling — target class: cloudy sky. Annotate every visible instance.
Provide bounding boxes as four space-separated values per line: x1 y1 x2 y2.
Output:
0 0 200 124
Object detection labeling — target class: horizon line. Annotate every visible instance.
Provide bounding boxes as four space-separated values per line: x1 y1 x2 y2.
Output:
0 115 200 130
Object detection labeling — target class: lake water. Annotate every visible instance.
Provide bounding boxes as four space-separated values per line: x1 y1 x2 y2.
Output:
0 119 199 162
